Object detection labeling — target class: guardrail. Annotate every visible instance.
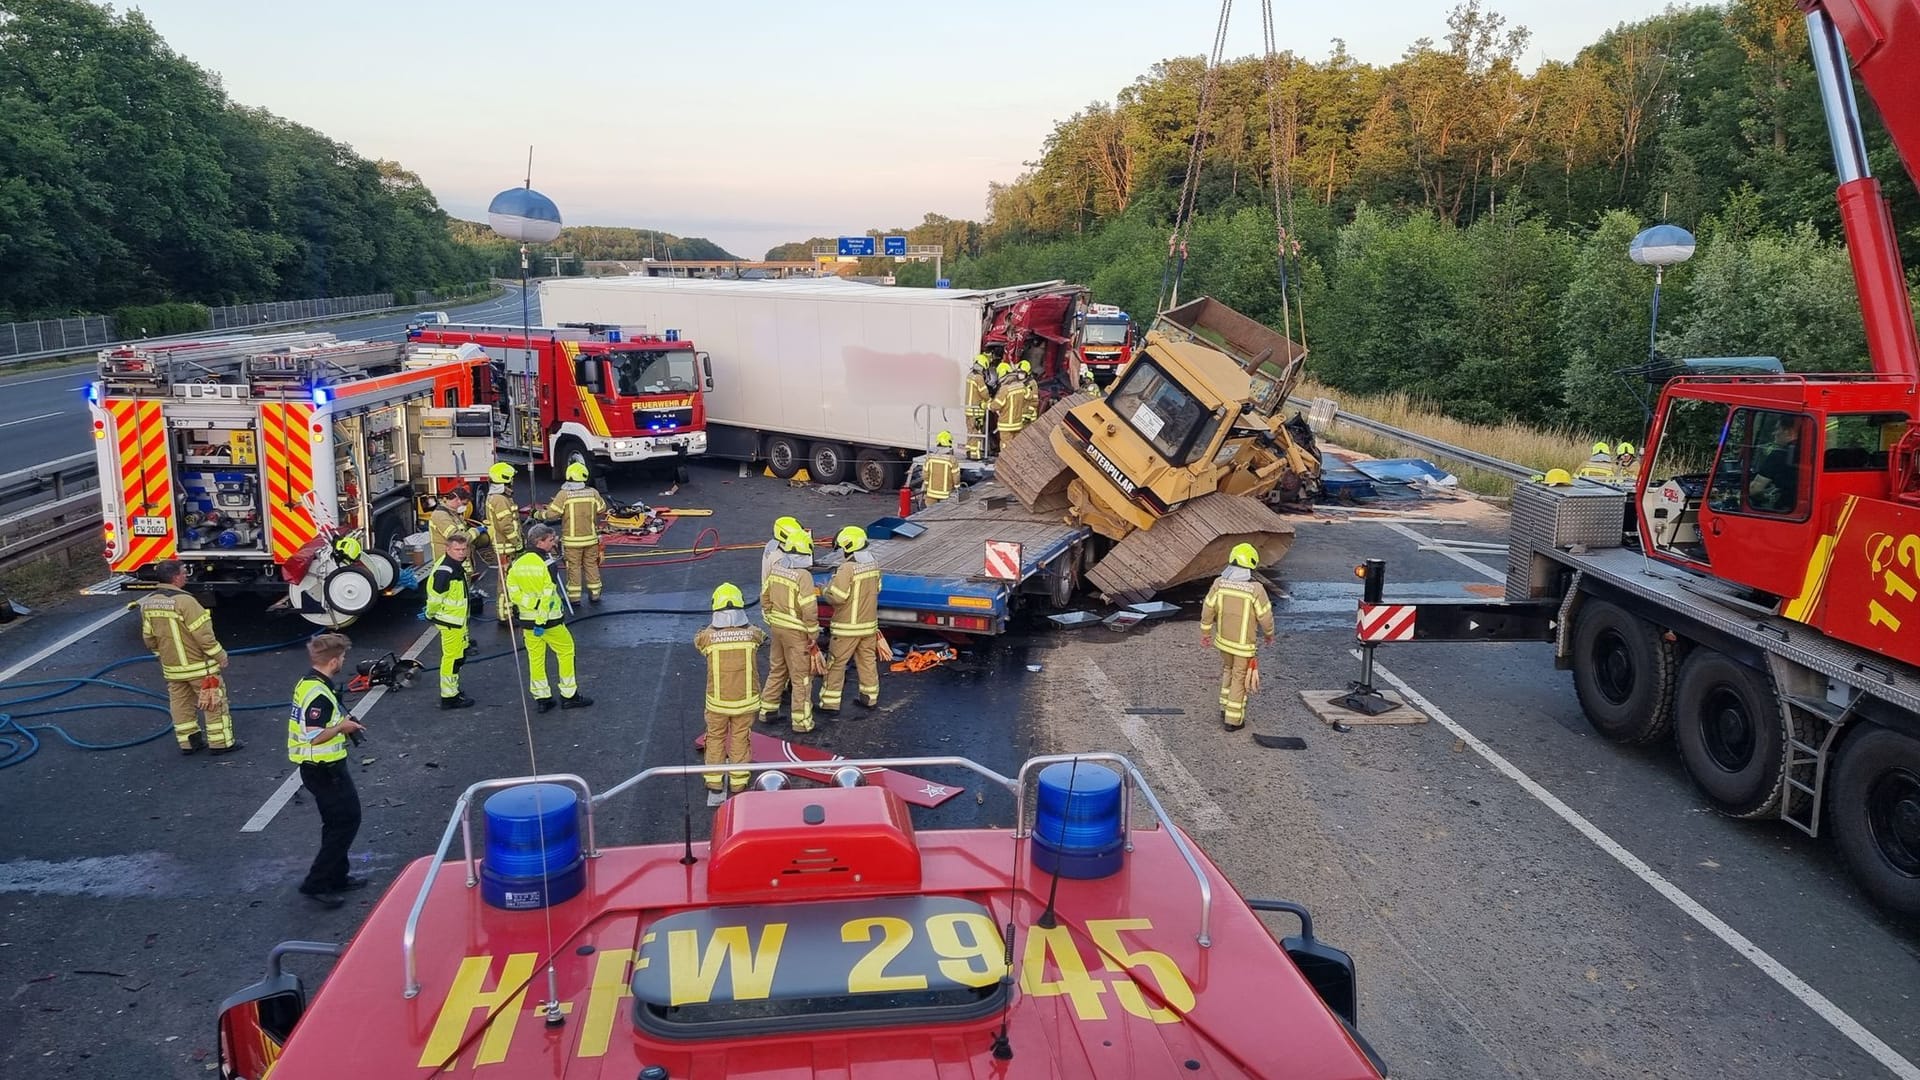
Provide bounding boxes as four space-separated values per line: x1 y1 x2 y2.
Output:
0 453 101 575
1290 395 1535 481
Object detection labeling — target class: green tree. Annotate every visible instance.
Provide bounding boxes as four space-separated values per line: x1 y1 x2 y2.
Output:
1558 210 1659 436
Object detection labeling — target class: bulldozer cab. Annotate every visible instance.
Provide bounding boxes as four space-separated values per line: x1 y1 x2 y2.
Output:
1155 297 1307 415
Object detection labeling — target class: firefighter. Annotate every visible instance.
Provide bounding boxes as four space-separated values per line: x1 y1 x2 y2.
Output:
139 560 237 755
1017 359 1040 427
289 632 365 909
924 431 960 504
428 487 475 567
696 582 766 807
540 462 608 604
1614 441 1639 479
992 362 1035 447
1199 543 1276 732
484 462 524 627
507 524 593 712
817 526 882 715
1575 441 1616 480
762 516 802 587
426 531 477 710
964 354 993 461
758 530 820 733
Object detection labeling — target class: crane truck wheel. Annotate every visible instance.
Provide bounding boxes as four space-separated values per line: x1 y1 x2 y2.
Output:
764 436 802 479
1829 726 1920 918
1570 599 1676 744
808 442 851 485
1674 650 1790 818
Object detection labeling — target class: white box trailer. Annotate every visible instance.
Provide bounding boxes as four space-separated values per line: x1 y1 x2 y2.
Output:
539 276 1087 490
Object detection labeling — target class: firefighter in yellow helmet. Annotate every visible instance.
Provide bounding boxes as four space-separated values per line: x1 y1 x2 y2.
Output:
763 516 802 588
1614 441 1639 479
428 486 475 569
484 462 524 626
991 361 1035 450
425 531 477 710
139 560 236 754
1200 543 1275 731
1016 360 1039 426
696 583 766 806
507 524 592 711
539 461 609 603
964 354 993 461
1576 440 1615 480
759 530 821 733
818 526 883 715
924 431 959 504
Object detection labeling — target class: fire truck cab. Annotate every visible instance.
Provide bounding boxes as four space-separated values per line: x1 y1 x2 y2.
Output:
1079 304 1135 385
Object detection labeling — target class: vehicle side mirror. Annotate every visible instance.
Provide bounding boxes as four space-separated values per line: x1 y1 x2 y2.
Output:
1248 898 1358 1027
699 351 714 391
216 941 339 1079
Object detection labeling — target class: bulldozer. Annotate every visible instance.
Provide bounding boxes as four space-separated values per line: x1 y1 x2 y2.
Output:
995 296 1320 604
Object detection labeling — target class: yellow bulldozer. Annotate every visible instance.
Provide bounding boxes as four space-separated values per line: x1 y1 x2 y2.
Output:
996 297 1320 604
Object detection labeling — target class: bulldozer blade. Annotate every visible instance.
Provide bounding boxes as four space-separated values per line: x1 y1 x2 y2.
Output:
995 392 1092 514
1085 493 1295 605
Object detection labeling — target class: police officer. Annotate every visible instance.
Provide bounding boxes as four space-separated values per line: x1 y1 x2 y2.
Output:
139 560 237 755
507 524 593 712
1199 543 1276 732
484 462 524 627
426 531 477 710
428 487 475 567
964 354 994 461
540 462 608 604
289 632 365 909
696 583 766 807
817 526 882 716
759 531 820 733
924 432 960 505
762 516 802 587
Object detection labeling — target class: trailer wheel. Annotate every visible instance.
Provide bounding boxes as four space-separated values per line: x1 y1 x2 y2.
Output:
1830 726 1920 918
765 436 802 479
808 442 850 485
854 450 900 493
1570 599 1676 744
1675 650 1786 818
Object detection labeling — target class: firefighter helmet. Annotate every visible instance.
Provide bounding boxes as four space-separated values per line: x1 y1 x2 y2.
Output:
936 430 953 448
1590 441 1611 456
781 530 813 555
975 353 991 368
1018 359 1033 374
773 515 800 544
711 582 745 610
1228 543 1259 570
565 462 589 482
996 362 1012 378
333 535 363 562
489 462 517 484
1543 468 1574 486
836 526 868 553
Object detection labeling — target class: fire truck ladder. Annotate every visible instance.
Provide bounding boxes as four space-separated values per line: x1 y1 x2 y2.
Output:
242 341 408 394
98 333 336 395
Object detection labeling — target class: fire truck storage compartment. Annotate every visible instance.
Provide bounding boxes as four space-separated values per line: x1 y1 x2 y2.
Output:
415 406 495 478
170 411 267 555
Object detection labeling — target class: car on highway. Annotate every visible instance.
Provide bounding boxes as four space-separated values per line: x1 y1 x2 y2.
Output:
407 310 449 329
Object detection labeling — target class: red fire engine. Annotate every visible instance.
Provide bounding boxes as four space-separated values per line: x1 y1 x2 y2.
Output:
1079 304 1135 384
409 323 709 482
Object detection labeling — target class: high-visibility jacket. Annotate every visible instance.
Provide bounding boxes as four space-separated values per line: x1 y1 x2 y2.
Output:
485 490 522 555
824 557 881 635
695 623 767 715
761 565 818 633
138 586 225 681
1200 577 1275 659
507 551 565 626
994 381 1035 432
965 370 992 418
287 673 348 764
925 453 958 502
425 555 468 628
428 506 468 563
544 484 606 547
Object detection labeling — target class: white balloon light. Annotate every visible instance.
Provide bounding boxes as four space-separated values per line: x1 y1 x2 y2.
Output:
487 187 563 244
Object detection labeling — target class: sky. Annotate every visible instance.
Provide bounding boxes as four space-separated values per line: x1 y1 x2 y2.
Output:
132 0 1682 260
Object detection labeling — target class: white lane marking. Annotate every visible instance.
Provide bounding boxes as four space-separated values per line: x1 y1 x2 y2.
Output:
0 366 93 388
241 624 438 832
1384 522 1502 582
1364 655 1920 1080
1078 660 1230 831
0 410 68 428
0 604 130 684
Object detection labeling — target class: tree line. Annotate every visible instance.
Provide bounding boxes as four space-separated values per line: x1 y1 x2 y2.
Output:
784 0 1920 437
453 222 738 275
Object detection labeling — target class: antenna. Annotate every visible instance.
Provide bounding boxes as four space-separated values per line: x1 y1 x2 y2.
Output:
1035 756 1079 931
525 145 534 189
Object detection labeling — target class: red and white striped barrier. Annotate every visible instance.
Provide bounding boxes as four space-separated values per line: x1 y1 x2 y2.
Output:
984 540 1022 581
1356 602 1416 642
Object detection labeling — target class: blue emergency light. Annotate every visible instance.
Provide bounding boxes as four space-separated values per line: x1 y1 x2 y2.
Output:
310 387 330 406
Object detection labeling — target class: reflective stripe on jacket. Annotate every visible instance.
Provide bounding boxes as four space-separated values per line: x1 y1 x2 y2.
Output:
485 492 522 554
507 551 564 625
544 485 606 546
965 372 991 416
926 454 958 501
761 567 817 633
287 676 348 764
138 587 224 681
425 556 468 628
1200 578 1275 658
825 560 881 635
695 624 766 714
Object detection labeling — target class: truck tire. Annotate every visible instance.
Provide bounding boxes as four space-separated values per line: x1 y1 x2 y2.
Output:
1829 725 1920 918
809 442 851 485
854 449 900 493
765 436 803 479
1570 599 1676 744
548 437 588 481
1675 650 1787 818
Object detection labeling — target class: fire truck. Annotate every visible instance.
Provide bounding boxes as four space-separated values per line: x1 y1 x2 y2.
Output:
1339 0 1920 918
1079 304 1135 384
90 334 498 627
408 323 708 483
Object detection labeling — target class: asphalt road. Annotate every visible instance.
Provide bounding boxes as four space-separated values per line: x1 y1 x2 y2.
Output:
0 466 1916 1079
0 284 537 471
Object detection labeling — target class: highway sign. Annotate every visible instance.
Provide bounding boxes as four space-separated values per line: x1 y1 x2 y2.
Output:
936 279 951 289
837 236 876 257
883 236 907 256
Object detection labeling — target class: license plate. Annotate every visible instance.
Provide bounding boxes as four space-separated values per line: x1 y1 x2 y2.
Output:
132 516 168 536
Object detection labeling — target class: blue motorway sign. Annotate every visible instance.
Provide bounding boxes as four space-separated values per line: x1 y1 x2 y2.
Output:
935 279 952 289
837 236 876 257
884 236 908 256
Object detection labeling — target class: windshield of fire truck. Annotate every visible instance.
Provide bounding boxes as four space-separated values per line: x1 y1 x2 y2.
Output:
612 349 696 396
1083 320 1130 345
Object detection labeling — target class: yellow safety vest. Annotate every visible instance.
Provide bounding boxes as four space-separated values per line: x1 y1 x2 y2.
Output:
695 624 766 714
507 551 564 625
287 676 348 764
761 567 817 633
545 485 605 546
926 454 958 501
138 587 224 681
425 556 468 628
1201 578 1274 658
825 560 881 635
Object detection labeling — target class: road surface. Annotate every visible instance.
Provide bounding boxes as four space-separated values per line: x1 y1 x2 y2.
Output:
0 464 1914 1079
0 284 537 470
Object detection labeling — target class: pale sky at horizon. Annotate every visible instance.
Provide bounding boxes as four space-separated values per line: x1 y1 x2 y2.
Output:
132 0 1683 259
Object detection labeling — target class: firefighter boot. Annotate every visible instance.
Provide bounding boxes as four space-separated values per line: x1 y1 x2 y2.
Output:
560 693 594 710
